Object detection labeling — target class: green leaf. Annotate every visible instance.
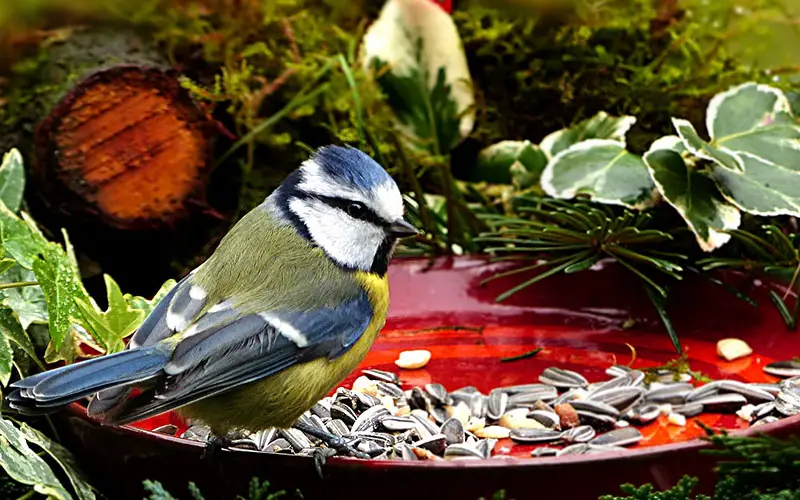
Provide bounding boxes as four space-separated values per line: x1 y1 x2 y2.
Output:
362 0 474 155
470 140 548 186
0 418 73 500
0 149 25 213
0 205 43 270
76 275 145 353
126 279 177 316
33 237 92 355
709 152 800 217
0 307 40 370
0 264 47 329
0 333 11 386
643 283 681 354
673 83 800 172
540 112 637 159
19 424 96 500
541 139 657 209
672 118 744 171
707 82 800 168
644 147 740 251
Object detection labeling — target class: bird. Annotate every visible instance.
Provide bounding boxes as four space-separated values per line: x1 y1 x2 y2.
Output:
6 145 417 463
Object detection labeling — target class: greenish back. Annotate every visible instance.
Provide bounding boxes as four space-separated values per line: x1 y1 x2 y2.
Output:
191 205 361 314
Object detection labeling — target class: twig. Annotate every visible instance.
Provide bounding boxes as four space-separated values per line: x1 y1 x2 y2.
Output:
500 347 542 363
0 281 37 290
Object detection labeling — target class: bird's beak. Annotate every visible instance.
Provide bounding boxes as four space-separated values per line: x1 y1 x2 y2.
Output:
387 219 418 237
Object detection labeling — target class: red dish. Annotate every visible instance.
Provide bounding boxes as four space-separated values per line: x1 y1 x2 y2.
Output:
52 256 800 499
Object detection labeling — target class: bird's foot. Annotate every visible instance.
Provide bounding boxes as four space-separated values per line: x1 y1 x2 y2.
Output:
311 447 337 479
293 421 370 465
201 433 232 461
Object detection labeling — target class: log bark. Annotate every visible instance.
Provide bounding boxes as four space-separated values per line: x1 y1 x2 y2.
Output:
26 28 216 230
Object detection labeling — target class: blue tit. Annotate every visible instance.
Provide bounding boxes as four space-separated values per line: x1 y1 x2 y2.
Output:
7 145 417 443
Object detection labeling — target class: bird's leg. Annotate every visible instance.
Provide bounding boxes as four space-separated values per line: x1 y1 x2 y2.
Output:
292 421 369 460
311 447 337 479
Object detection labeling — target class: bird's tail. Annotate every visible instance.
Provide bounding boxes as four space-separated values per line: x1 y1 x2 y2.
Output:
5 345 170 417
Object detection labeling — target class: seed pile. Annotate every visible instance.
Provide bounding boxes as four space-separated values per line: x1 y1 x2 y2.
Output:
154 359 800 460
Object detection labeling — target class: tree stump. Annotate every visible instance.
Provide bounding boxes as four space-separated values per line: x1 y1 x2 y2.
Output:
29 29 216 230
3 27 236 295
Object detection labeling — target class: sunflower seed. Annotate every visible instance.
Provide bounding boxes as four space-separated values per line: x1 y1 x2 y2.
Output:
266 438 293 454
717 380 775 403
330 403 358 426
589 386 645 411
425 383 448 405
441 417 466 444
381 416 417 432
752 415 780 427
325 418 349 437
231 438 259 450
585 444 630 454
476 438 497 458
576 410 617 430
430 406 448 424
357 439 386 457
471 394 488 418
526 409 561 429
606 365 632 378
280 429 311 451
507 387 559 407
531 447 560 457
362 368 401 384
444 443 484 459
396 443 417 461
560 425 596 443
557 443 591 456
568 400 620 418
152 424 178 436
539 367 588 388
645 383 693 405
487 390 509 420
497 383 554 395
509 428 563 444
671 402 704 417
180 425 211 442
310 402 331 419
764 360 800 378
355 391 382 410
414 434 447 454
410 411 440 437
590 427 643 447
377 382 405 399
694 393 748 413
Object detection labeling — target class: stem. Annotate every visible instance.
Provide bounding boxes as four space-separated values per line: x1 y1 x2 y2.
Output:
391 135 437 238
0 281 37 290
337 53 365 149
15 489 35 500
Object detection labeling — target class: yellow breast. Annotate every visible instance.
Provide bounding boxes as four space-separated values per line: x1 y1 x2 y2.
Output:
178 272 389 434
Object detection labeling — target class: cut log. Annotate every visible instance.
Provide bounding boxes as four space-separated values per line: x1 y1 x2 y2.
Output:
27 28 216 230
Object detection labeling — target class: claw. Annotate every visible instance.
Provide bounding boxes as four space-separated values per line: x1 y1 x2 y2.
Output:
201 433 231 461
312 447 337 479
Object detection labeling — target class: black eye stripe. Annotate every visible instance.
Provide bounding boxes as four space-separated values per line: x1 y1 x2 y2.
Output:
311 195 386 226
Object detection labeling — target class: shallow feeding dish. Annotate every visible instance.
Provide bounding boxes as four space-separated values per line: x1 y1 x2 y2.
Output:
51 257 800 499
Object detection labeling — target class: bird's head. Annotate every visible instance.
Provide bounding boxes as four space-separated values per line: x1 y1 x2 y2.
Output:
267 145 417 276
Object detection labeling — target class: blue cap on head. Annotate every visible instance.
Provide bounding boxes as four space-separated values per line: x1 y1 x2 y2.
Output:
311 145 392 191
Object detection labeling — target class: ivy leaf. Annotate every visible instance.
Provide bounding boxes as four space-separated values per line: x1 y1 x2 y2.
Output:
20 424 96 500
541 139 657 209
644 147 741 251
673 83 800 172
125 279 177 316
0 333 11 386
362 0 474 155
0 264 48 329
76 275 146 354
471 140 548 187
0 418 73 500
540 112 637 159
0 307 40 369
0 149 25 213
710 152 800 217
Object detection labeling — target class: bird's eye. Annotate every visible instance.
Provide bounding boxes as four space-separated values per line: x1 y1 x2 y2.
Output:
347 202 366 218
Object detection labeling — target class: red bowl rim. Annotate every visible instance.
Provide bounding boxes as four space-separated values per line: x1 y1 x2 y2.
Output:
64 402 800 469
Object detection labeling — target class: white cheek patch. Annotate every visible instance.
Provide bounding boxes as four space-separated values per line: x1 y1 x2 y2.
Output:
289 197 385 271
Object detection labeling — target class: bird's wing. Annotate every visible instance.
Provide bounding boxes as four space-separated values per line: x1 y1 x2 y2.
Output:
105 289 373 425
